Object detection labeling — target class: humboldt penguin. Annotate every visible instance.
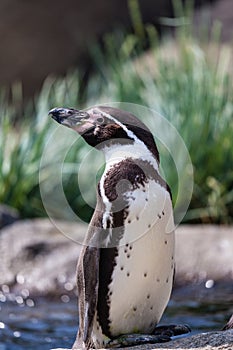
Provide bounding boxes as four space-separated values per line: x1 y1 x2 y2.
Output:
49 106 190 349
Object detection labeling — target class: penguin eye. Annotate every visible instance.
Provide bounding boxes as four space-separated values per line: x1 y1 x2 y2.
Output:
97 116 104 124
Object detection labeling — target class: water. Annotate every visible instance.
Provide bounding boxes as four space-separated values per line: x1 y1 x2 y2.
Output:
0 298 77 350
0 282 232 350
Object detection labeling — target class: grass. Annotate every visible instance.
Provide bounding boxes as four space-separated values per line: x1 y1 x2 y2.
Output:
0 19 232 224
0 76 89 219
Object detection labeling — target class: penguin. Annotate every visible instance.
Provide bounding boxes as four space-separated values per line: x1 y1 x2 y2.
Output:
49 106 190 349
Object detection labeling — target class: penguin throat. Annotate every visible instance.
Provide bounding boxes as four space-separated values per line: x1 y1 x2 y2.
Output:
102 142 159 171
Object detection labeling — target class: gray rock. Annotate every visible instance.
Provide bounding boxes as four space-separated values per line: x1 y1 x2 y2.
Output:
51 329 233 350
0 218 86 295
175 225 233 283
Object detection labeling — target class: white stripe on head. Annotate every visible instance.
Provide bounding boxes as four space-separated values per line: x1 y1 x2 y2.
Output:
91 107 159 170
94 107 146 146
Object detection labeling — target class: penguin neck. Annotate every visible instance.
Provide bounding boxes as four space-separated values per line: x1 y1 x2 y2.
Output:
102 142 159 171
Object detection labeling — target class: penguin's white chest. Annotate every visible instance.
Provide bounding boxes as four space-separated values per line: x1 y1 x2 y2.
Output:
108 179 175 336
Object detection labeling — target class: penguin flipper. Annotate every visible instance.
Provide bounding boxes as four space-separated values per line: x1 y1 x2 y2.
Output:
73 244 100 349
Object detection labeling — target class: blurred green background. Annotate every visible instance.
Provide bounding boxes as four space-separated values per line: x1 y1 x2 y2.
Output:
0 0 232 225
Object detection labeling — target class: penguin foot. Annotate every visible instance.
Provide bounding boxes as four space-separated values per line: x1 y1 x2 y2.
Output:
106 325 191 348
153 324 191 337
106 333 171 348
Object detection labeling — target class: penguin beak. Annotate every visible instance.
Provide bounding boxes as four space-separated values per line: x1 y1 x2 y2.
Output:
49 107 91 129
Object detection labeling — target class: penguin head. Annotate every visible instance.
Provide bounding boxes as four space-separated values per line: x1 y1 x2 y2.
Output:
49 106 159 162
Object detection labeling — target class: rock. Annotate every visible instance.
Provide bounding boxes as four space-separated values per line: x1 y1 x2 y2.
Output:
51 329 233 350
0 218 86 295
0 220 233 296
0 204 19 229
175 225 233 283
